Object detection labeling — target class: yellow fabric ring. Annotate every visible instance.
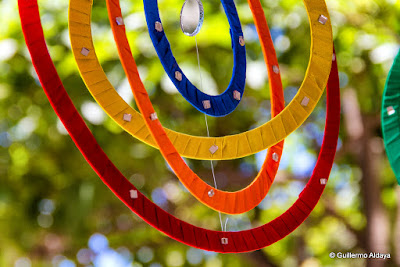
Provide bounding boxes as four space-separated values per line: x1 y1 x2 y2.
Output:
69 0 333 162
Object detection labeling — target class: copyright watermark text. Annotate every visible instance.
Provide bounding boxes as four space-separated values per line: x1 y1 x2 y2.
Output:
329 252 390 260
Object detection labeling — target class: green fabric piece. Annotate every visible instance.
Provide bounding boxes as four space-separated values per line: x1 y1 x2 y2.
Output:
382 48 400 185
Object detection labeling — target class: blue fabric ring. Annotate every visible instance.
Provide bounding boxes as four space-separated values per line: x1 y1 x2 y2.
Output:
143 0 247 117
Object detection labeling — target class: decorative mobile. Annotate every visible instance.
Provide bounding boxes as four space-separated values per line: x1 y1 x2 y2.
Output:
18 0 342 252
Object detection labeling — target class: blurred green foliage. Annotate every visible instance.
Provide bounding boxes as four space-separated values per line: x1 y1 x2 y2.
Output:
1 0 400 266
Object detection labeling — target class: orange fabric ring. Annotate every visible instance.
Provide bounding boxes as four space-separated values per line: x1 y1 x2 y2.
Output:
106 0 284 214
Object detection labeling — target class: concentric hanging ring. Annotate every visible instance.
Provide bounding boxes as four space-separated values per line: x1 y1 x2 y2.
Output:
68 0 333 162
69 0 333 214
382 49 400 185
143 0 247 117
106 0 284 214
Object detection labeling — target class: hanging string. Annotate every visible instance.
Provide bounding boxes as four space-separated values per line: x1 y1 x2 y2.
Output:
224 217 229 232
195 36 225 232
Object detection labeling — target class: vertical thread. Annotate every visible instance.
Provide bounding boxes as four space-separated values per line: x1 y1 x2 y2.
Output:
195 36 225 231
